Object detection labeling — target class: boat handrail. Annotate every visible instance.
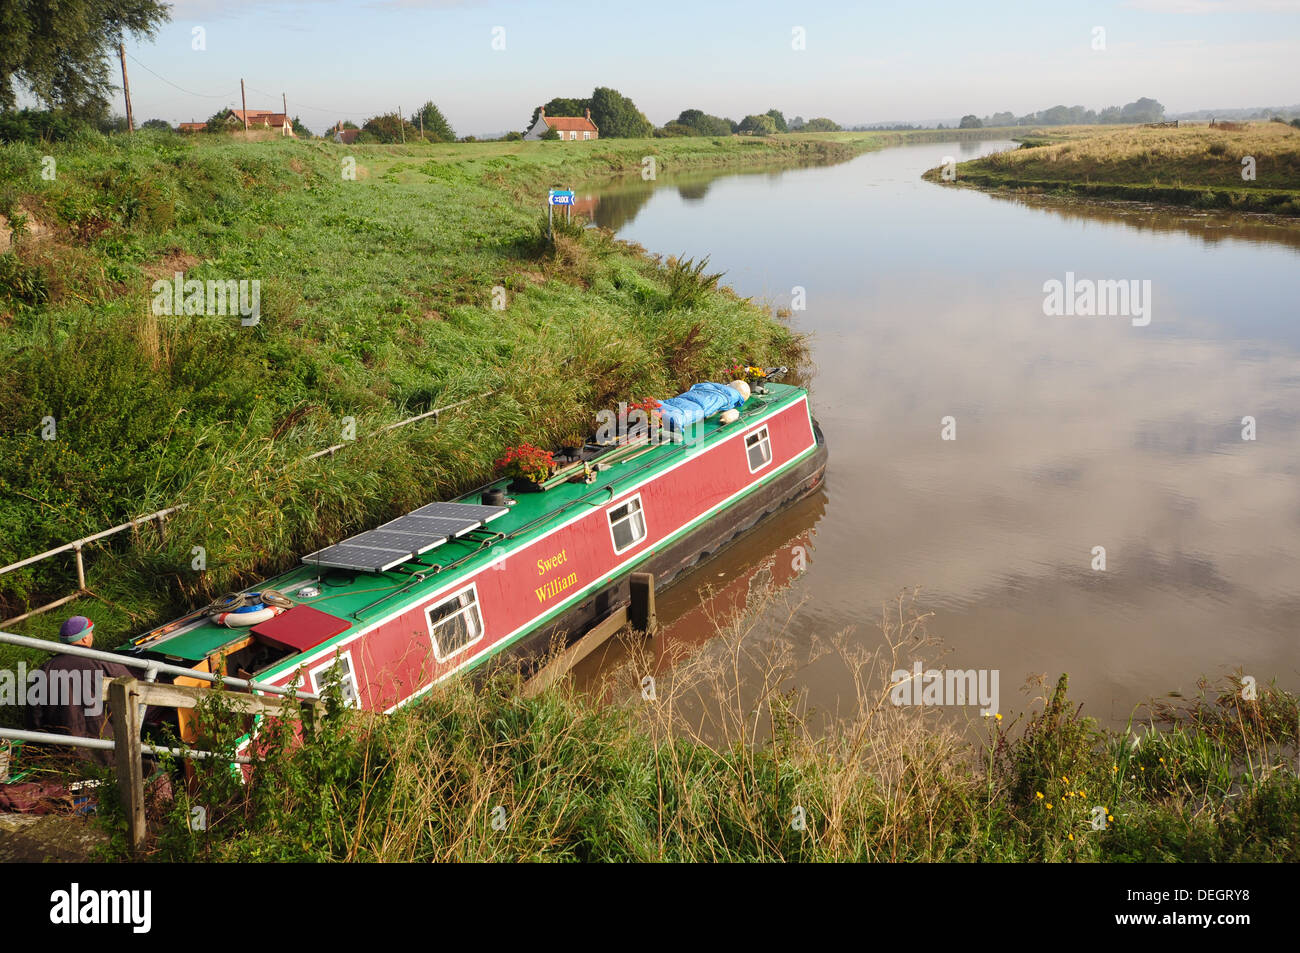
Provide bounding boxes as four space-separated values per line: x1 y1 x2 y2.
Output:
0 629 320 701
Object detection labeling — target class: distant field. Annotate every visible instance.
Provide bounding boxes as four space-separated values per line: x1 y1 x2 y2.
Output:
926 122 1300 215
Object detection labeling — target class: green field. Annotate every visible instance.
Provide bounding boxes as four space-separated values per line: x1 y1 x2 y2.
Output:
926 121 1300 215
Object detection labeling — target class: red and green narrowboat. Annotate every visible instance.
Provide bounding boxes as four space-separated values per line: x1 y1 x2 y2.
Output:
118 377 827 728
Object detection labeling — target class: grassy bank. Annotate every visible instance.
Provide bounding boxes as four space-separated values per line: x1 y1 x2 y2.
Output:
84 590 1300 862
924 122 1300 215
0 130 883 667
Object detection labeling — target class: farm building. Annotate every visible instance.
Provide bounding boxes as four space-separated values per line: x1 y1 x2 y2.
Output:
524 107 599 141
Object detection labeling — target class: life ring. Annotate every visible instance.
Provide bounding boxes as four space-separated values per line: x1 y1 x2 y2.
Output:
211 591 289 627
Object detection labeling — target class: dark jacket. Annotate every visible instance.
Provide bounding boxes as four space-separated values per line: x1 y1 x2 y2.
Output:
24 653 133 766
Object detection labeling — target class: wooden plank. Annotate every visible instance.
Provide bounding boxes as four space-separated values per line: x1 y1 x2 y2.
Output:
109 677 146 854
522 606 629 698
102 680 322 718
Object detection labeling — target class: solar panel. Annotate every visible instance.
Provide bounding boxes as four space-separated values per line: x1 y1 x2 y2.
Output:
302 500 510 572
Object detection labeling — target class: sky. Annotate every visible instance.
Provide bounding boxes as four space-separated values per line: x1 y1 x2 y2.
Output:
113 0 1300 135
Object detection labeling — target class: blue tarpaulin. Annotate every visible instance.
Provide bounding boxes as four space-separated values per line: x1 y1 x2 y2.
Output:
658 382 746 432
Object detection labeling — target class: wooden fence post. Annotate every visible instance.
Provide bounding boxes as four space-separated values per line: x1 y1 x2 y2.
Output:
109 677 146 853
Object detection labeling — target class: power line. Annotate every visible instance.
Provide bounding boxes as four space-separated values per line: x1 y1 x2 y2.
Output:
125 52 238 100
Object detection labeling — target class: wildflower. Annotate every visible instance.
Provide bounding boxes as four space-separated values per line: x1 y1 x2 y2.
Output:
995 713 1003 721
1036 791 1044 799
1068 833 1074 841
1159 757 1165 763
1107 815 1114 823
1046 802 1053 810
1062 776 1069 783
1112 765 1118 773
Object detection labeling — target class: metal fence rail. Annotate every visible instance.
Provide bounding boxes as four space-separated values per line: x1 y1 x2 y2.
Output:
1 391 493 626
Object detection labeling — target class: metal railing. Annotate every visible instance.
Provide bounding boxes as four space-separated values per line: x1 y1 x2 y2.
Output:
0 391 494 626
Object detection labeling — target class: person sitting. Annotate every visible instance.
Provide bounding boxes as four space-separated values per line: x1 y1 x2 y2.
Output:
23 616 132 767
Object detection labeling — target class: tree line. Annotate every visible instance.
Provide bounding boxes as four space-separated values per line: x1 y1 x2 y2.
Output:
957 98 1166 129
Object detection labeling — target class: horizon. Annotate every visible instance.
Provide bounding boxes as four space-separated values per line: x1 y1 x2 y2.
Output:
30 0 1297 136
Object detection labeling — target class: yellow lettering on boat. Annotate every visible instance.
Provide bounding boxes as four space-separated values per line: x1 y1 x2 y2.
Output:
536 548 569 575
534 571 579 603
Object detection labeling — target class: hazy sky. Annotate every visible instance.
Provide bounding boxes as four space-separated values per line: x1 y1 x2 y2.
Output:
120 0 1300 134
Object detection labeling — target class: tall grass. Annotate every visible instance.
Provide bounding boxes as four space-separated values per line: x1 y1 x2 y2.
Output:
87 586 1300 862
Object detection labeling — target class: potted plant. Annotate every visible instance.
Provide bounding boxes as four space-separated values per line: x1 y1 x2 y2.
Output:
496 443 555 491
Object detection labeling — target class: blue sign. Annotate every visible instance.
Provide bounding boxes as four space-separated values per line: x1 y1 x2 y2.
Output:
549 189 575 206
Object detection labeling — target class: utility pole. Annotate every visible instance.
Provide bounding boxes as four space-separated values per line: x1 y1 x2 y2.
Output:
118 42 134 132
282 92 288 136
240 79 249 132
418 110 424 140
398 105 405 143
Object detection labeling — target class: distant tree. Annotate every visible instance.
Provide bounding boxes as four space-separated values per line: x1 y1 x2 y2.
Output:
658 121 694 137
141 118 172 131
789 115 806 130
738 113 778 135
589 86 652 138
339 119 359 130
529 97 587 129
1119 97 1164 123
502 130 523 141
0 0 170 116
801 117 841 132
540 126 560 141
959 114 982 129
675 109 731 136
97 113 128 133
988 111 1015 126
291 115 311 137
765 108 789 132
1293 118 1300 129
205 108 234 132
460 135 477 142
362 111 418 143
411 101 455 142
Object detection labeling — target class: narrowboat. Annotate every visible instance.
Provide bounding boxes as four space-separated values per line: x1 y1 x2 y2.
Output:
118 376 827 725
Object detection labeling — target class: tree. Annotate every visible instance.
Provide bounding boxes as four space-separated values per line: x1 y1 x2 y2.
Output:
675 109 732 136
959 114 982 129
291 116 311 138
411 101 454 142
801 117 841 132
789 115 806 130
1119 97 1164 123
502 130 523 141
988 111 1015 126
738 113 778 135
362 112 418 143
765 108 789 133
529 97 587 129
205 108 234 133
141 118 172 132
540 126 560 141
1 0 170 116
588 87 652 138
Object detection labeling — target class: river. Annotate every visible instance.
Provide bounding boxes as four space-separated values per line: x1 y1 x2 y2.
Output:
575 138 1300 728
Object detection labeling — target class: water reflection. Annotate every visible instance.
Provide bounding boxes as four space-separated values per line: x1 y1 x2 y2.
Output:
585 140 1300 725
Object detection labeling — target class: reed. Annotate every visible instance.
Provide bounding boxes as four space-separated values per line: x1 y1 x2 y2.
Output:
88 586 1300 862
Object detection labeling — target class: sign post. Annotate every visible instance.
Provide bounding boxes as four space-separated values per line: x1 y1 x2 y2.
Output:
547 188 575 239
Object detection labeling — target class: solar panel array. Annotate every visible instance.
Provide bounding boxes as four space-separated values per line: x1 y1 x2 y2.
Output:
302 501 509 573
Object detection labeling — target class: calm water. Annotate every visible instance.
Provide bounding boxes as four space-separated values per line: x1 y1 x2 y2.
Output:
578 140 1300 726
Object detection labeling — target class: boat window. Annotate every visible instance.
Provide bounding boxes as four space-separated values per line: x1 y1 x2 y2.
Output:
608 495 647 554
746 426 773 472
426 585 484 662
310 652 359 708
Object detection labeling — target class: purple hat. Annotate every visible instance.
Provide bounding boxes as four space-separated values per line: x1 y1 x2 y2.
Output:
59 616 94 643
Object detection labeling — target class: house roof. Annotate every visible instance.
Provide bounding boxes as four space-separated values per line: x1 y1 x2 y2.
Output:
544 115 598 133
178 122 206 131
231 110 289 125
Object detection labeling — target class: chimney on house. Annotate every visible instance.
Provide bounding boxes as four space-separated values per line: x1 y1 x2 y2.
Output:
539 106 546 117
585 108 591 121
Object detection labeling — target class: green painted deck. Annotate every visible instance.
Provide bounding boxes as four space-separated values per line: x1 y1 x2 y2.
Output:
129 384 802 665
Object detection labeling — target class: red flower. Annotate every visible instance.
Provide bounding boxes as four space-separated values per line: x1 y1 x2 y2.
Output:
495 443 555 484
